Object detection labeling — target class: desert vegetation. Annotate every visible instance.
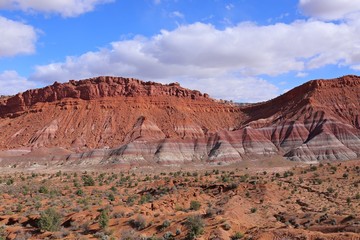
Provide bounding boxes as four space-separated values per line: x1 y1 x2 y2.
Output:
0 161 359 239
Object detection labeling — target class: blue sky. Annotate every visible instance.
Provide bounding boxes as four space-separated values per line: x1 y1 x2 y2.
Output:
1 0 360 102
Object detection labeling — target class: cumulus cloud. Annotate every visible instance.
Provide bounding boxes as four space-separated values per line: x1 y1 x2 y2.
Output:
0 71 36 95
0 16 37 57
28 17 360 102
0 0 113 17
299 0 360 20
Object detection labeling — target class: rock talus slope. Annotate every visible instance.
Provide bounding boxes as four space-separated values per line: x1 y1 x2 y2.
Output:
1 75 360 165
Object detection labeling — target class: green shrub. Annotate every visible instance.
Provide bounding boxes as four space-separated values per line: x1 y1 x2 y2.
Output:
283 171 294 178
309 165 317 171
73 180 81 188
39 186 49 194
222 223 231 230
205 207 216 217
34 201 42 210
327 187 334 193
75 189 84 196
131 214 147 230
185 215 204 239
126 195 137 206
120 229 141 240
0 225 6 240
231 232 244 239
138 193 153 205
163 232 174 240
6 178 14 185
159 219 171 231
355 193 360 199
99 209 109 229
82 175 95 186
189 200 201 211
108 193 115 201
38 208 61 232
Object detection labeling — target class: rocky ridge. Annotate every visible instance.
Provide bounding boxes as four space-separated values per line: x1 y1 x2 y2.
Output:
0 75 360 166
0 76 210 118
241 75 360 161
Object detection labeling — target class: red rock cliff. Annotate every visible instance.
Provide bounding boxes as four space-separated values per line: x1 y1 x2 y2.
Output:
0 76 211 118
1 75 360 165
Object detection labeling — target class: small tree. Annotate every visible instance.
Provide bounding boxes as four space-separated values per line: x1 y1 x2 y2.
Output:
38 208 61 232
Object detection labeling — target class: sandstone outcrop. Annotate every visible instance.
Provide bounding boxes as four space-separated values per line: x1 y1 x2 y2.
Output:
0 76 210 118
1 75 360 165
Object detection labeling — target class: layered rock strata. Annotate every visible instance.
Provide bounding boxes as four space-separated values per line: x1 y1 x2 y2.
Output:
1 75 360 165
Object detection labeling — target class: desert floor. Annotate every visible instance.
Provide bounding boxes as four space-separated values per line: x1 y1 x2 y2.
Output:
0 158 359 240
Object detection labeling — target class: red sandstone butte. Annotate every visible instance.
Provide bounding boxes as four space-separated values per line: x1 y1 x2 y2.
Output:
0 75 360 166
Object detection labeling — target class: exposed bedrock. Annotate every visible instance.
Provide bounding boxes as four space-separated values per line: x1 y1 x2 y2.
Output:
1 75 360 164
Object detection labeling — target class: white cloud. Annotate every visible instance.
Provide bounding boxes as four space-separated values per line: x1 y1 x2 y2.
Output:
170 11 184 19
296 72 308 78
0 0 113 17
299 0 360 20
0 16 37 57
0 71 36 95
146 21 360 74
28 18 360 102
